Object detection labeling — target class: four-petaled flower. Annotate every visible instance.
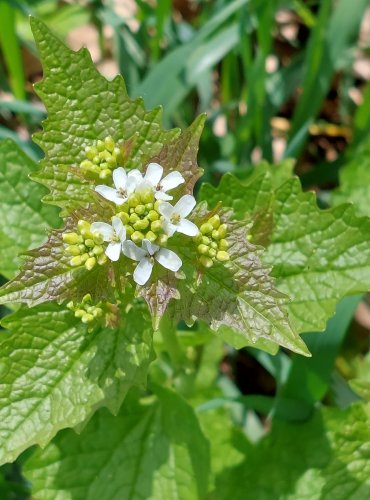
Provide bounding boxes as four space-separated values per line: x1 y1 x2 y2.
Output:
159 195 198 236
91 216 126 261
140 162 185 201
122 239 182 285
95 167 142 205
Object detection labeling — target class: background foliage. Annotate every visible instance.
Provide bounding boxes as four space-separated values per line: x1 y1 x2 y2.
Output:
0 0 370 498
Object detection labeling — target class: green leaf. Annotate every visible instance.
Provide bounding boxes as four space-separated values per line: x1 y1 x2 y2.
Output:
29 17 179 215
171 211 309 356
332 140 370 217
24 387 210 500
214 403 370 499
0 139 59 279
0 302 154 466
201 169 370 333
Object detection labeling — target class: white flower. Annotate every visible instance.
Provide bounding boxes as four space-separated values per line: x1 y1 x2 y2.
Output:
91 216 126 261
95 167 142 205
158 194 198 237
141 162 185 201
122 239 182 285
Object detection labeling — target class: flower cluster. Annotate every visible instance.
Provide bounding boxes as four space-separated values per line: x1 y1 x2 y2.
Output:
194 214 230 268
80 136 123 179
67 294 103 324
65 141 230 287
63 220 107 270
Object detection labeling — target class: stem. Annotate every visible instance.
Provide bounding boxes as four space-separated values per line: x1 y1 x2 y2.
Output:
160 314 185 370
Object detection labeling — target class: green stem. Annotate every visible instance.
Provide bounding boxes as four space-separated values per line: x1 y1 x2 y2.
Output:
160 314 185 370
0 1 26 101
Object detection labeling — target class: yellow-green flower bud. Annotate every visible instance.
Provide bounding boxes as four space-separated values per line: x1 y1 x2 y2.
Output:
193 233 202 244
75 309 84 318
85 256 96 271
210 241 218 249
104 136 115 152
146 231 157 242
201 236 210 245
151 220 163 233
154 200 162 212
80 159 93 171
135 204 146 215
219 239 229 250
97 254 108 265
120 203 129 213
139 188 154 204
70 255 83 267
208 248 217 258
80 253 89 263
211 230 220 240
83 294 92 303
209 214 220 229
131 231 144 244
145 203 154 211
66 245 81 256
126 225 134 237
93 307 103 318
78 220 90 232
147 210 159 222
96 139 104 151
93 245 104 256
134 219 149 231
85 238 95 248
200 222 213 235
85 146 97 161
63 232 81 245
200 255 213 268
81 313 94 324
216 250 230 262
197 244 209 255
92 232 104 245
129 213 140 224
100 169 112 179
218 224 227 238
99 150 110 161
156 234 168 246
128 194 141 207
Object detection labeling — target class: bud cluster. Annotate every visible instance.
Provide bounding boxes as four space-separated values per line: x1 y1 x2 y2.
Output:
67 294 103 324
63 220 107 270
80 136 123 179
116 189 168 246
194 214 230 268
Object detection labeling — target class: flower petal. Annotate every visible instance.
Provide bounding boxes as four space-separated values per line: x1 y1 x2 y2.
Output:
144 162 163 186
156 248 182 272
122 240 147 261
158 202 174 220
142 239 159 256
90 222 114 241
155 191 173 201
113 167 127 190
112 216 126 242
133 257 153 286
160 171 185 192
163 221 176 237
126 169 143 194
174 194 196 217
95 185 126 205
176 218 199 236
105 241 121 261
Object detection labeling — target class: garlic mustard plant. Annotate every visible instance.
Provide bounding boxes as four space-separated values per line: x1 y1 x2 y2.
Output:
1 19 370 495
